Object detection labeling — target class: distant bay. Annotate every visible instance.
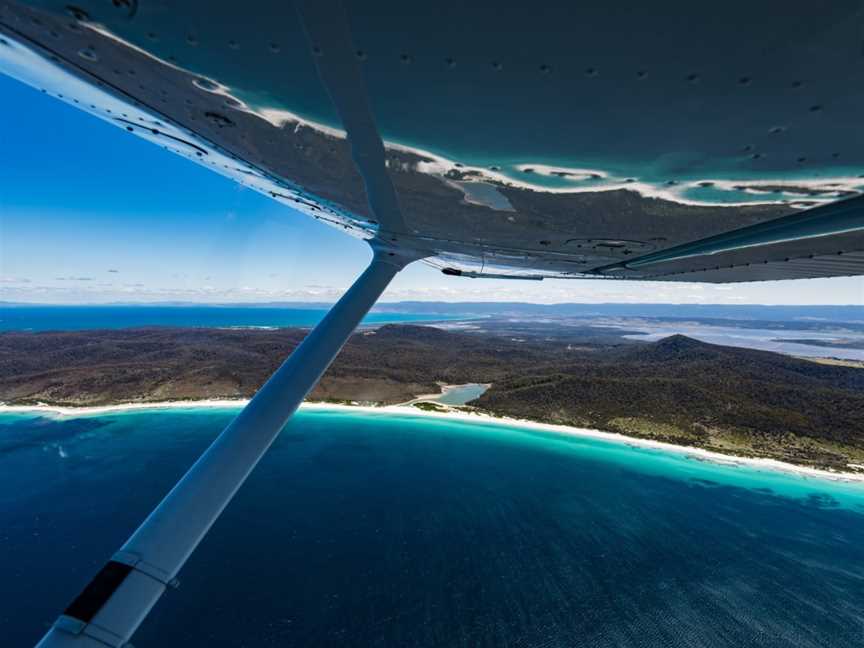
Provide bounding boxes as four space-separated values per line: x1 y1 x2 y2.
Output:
0 305 469 331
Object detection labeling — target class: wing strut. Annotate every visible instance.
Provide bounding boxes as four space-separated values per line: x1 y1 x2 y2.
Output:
590 194 864 275
36 244 421 648
296 0 409 236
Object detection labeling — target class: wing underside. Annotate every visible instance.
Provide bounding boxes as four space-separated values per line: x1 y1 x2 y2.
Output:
2 0 864 282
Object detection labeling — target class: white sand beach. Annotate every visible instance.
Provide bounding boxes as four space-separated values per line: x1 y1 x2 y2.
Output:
3 398 864 485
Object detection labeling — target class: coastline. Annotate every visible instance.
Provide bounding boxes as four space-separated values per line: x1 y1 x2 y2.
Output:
3 398 864 486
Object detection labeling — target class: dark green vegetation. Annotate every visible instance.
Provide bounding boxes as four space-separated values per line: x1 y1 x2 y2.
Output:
0 325 556 407
412 401 449 412
475 334 864 470
2 324 863 470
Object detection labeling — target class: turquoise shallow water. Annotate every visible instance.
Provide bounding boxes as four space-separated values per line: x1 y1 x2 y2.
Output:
2 408 863 646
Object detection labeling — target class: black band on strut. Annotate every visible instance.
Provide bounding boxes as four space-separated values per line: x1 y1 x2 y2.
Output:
63 560 134 623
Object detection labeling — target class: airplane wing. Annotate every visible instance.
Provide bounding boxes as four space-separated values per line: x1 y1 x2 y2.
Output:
2 0 863 283
4 2 864 647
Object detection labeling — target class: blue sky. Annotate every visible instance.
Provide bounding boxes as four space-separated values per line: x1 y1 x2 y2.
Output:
1 73 862 305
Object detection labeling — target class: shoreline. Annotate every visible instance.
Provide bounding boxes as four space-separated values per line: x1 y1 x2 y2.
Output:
3 399 864 486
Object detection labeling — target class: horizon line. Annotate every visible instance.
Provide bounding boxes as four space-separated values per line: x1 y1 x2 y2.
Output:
2 300 863 309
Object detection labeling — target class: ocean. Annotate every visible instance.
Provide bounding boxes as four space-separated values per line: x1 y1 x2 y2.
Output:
2 408 863 647
0 305 466 332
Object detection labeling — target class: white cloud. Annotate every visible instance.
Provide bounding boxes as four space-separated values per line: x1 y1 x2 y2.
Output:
2 264 861 305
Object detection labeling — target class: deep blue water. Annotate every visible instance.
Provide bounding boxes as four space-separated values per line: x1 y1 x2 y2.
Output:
2 408 864 647
0 306 466 331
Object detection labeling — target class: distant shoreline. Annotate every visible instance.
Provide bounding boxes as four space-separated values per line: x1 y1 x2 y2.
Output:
3 399 864 486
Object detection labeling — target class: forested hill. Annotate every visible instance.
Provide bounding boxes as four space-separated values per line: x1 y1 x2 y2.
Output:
476 334 864 468
2 325 863 469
